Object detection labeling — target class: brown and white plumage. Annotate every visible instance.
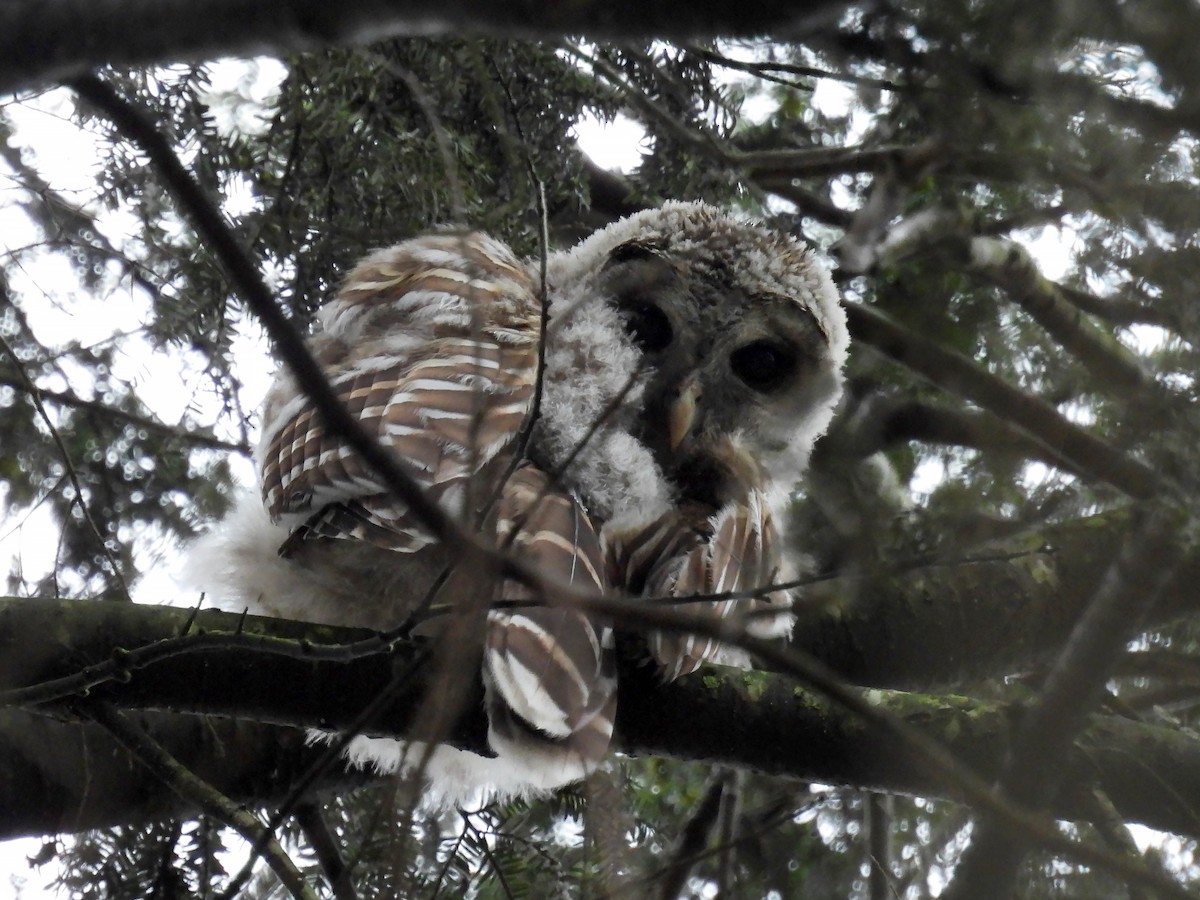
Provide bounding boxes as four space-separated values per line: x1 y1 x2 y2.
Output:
186 202 848 804
261 234 539 556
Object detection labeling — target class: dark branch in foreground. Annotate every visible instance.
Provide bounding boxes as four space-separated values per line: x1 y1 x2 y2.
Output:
64 74 601 614
2 0 852 97
1 597 1200 843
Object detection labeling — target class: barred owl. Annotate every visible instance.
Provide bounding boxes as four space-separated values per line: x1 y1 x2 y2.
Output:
188 201 848 804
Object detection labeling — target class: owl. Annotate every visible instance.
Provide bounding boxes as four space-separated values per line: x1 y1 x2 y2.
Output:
187 201 848 804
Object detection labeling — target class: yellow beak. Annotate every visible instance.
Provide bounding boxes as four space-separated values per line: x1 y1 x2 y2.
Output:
667 378 701 451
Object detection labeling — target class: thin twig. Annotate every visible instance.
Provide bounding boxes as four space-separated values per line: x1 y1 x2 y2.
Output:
295 800 359 900
488 56 552 474
685 44 902 92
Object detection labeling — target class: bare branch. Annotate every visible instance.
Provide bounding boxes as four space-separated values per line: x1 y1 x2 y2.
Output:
685 44 901 92
752 174 853 227
1059 283 1183 332
839 206 1155 397
855 397 1087 477
967 235 1155 395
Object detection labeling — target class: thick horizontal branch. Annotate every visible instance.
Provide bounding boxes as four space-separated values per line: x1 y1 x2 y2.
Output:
4 602 1200 843
5 505 1200 701
1 0 851 97
616 656 1200 841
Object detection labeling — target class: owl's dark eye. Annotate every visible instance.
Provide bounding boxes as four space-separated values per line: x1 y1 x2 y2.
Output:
730 341 797 392
619 300 674 353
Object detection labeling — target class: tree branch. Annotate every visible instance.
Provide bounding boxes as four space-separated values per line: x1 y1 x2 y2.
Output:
4 615 1200 888
583 48 911 184
85 700 318 900
7 504 1200 705
967 234 1155 396
2 0 853 97
861 398 1086 477
944 506 1185 900
839 206 1156 397
845 302 1162 499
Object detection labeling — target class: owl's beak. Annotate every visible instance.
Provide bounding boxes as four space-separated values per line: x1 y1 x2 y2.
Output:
667 377 701 452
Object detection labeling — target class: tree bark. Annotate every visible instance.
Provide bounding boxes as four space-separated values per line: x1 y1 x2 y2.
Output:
3 506 1194 839
4 658 1200 841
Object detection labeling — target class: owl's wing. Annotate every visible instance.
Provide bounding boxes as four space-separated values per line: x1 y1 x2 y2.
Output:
259 237 540 553
485 465 616 772
612 492 796 681
257 234 615 781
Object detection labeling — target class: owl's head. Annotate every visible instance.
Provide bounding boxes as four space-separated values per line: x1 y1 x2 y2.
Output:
538 202 848 521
